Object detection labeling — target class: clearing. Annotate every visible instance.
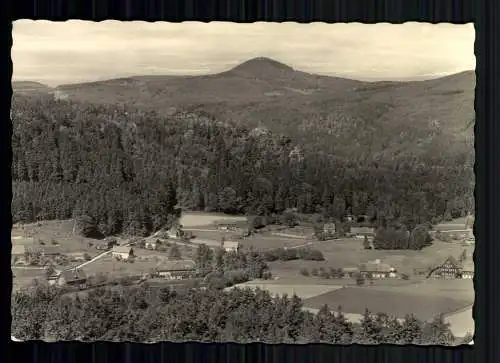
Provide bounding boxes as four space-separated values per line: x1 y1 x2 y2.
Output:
179 212 248 228
11 220 127 257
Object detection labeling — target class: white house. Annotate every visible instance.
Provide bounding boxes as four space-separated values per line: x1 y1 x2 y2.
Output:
222 240 240 253
112 246 134 260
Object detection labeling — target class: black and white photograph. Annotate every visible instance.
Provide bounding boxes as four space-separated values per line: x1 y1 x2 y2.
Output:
10 20 475 345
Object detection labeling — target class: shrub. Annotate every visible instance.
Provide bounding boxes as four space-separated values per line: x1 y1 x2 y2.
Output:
299 268 309 276
355 273 365 286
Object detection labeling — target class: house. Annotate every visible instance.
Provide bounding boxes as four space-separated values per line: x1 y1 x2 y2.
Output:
341 267 359 278
323 223 336 235
95 240 115 251
46 273 60 286
218 223 237 231
459 259 474 279
222 240 240 253
57 269 88 288
359 259 397 278
155 260 196 280
112 246 134 261
427 256 463 279
145 239 159 250
349 227 376 240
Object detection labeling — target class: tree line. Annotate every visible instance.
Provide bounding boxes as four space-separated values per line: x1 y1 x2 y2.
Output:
11 95 474 238
11 283 466 345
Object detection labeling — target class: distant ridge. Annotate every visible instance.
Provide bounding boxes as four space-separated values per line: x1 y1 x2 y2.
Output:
14 57 475 160
12 81 52 94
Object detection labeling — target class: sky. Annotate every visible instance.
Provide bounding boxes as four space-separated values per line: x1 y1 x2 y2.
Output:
12 20 475 87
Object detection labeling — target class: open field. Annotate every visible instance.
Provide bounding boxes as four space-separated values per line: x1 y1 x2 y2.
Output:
11 220 127 257
186 229 237 241
239 234 316 250
226 279 343 300
179 212 248 228
302 286 472 322
80 254 164 277
12 267 46 291
365 279 473 301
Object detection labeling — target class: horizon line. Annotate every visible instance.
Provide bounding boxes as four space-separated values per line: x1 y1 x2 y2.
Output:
12 57 476 88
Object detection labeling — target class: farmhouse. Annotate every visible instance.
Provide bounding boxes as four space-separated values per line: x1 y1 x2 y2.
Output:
342 267 360 278
218 223 237 231
112 246 134 261
349 227 375 240
57 269 88 288
145 239 159 250
222 240 240 253
95 240 116 251
428 256 468 279
359 259 397 278
155 260 196 280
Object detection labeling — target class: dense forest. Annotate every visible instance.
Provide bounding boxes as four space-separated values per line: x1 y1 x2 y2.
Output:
11 283 467 345
11 94 474 237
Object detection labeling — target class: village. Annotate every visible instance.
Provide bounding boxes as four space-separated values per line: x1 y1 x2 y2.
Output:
11 211 475 339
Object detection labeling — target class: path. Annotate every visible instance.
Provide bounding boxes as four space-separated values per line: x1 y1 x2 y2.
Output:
287 242 314 249
183 228 221 233
75 242 132 269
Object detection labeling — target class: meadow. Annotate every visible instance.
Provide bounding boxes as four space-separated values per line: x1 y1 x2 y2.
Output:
179 212 248 228
11 219 127 257
301 286 471 322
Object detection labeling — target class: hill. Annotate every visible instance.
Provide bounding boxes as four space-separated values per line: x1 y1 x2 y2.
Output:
45 57 474 160
12 81 53 95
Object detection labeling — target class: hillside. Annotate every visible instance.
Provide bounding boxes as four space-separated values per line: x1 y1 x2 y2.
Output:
45 57 475 160
12 81 53 95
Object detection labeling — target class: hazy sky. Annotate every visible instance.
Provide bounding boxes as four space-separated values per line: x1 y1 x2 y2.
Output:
12 20 475 86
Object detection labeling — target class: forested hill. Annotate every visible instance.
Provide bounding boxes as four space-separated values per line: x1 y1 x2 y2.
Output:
50 58 475 160
11 92 473 237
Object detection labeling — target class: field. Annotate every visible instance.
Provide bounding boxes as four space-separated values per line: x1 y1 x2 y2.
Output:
12 267 45 291
301 285 472 322
239 234 314 250
179 212 248 228
226 279 343 300
11 220 127 257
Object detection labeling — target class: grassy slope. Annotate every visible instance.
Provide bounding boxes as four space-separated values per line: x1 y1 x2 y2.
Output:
48 57 474 159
